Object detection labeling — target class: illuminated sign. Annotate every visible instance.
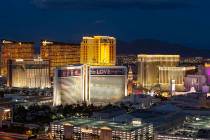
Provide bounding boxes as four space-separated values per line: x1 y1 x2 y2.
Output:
90 68 126 75
58 69 81 77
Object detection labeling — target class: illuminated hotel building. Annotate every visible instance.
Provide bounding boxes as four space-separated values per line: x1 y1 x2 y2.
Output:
137 54 180 89
51 118 153 140
88 66 127 105
53 65 85 105
53 65 127 106
205 63 210 85
7 58 51 88
159 66 196 91
40 40 80 77
0 40 34 76
80 36 116 66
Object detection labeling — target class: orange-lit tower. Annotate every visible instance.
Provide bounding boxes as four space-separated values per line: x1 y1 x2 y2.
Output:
0 40 35 76
80 36 116 66
40 40 80 77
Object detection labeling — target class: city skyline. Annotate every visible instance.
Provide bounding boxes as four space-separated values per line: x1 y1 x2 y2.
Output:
0 0 210 50
1 1 210 140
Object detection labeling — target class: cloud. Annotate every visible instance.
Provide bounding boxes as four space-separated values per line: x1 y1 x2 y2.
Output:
32 0 192 10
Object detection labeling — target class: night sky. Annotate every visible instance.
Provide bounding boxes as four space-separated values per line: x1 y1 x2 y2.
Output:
0 0 210 49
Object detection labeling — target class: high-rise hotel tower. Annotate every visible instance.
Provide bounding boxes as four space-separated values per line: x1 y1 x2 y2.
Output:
0 40 35 76
137 54 180 89
80 36 116 66
40 40 80 77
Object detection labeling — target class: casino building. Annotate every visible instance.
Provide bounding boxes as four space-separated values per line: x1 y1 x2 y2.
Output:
158 66 196 91
137 54 180 89
53 65 85 105
7 58 51 88
40 40 80 77
53 65 127 106
80 36 116 66
0 40 35 76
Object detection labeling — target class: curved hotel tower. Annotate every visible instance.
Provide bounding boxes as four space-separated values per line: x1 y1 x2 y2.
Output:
137 54 180 89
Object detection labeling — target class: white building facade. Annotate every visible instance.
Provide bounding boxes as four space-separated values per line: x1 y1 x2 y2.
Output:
53 65 127 106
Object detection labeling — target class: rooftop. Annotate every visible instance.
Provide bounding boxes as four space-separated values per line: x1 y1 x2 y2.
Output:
55 117 149 132
159 66 196 71
138 54 180 58
41 40 79 46
82 36 115 40
1 39 34 44
168 116 210 138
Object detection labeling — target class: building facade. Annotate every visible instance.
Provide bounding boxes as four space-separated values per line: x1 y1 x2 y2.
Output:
53 65 85 106
205 63 210 85
80 36 116 66
53 65 127 106
88 66 127 105
40 40 80 77
0 107 11 128
158 66 196 91
0 40 35 76
116 54 138 80
137 54 180 89
7 58 50 88
184 75 207 92
50 118 154 140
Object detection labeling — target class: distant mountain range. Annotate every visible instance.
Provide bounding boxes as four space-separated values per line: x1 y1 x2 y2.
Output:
117 39 210 58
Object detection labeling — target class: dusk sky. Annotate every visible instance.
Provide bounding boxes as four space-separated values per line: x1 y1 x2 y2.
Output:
0 0 210 49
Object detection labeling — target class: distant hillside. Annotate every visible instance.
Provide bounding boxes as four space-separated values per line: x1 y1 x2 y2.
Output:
117 39 210 57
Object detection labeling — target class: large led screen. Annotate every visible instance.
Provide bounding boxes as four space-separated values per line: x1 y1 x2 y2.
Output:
54 68 83 105
89 76 125 105
89 67 126 105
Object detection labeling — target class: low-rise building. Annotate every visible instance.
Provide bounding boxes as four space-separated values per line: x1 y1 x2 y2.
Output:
50 117 154 140
0 107 12 128
158 66 196 92
157 116 210 140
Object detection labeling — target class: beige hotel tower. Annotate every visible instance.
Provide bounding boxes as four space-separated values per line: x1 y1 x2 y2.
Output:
137 54 180 89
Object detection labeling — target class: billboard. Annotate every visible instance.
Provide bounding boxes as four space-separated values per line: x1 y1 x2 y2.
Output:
53 67 84 106
59 77 83 104
89 67 127 105
90 67 126 75
53 65 127 106
58 69 81 77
